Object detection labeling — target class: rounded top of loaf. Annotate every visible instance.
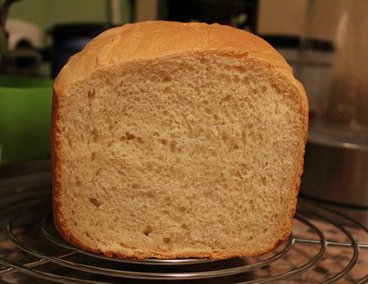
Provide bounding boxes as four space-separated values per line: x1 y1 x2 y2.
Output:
55 21 294 87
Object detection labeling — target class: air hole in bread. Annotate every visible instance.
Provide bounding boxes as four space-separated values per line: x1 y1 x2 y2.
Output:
145 190 155 198
118 242 137 249
76 178 82 187
229 143 239 151
260 176 267 186
164 196 171 204
213 114 220 121
87 90 95 100
181 223 188 230
220 131 228 141
67 138 72 148
159 139 167 145
143 225 153 236
209 149 217 157
221 95 231 102
132 183 139 189
261 86 268 94
272 84 281 93
204 108 212 115
244 76 250 84
87 90 96 110
241 131 248 144
163 87 171 93
125 132 135 140
91 128 99 142
162 75 171 83
163 237 171 244
239 163 248 175
186 123 193 131
170 141 177 152
91 152 96 161
89 197 102 208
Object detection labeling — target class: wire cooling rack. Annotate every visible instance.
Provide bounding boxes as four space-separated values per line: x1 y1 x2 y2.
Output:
0 185 367 283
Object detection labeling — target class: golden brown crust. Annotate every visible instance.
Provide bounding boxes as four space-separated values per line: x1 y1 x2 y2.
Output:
54 21 292 88
52 21 308 260
51 84 66 243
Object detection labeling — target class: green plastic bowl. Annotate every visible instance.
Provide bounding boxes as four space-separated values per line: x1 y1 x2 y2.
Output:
0 75 53 164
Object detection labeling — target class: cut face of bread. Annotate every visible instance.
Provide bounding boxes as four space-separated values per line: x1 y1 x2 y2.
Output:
53 22 308 259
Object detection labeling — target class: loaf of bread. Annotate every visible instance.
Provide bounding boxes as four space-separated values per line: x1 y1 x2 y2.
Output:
52 21 308 259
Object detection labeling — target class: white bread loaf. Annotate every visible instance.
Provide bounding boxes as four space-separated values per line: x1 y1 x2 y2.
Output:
52 21 308 260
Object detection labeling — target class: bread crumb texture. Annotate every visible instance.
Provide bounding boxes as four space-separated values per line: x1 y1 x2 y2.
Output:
53 21 308 259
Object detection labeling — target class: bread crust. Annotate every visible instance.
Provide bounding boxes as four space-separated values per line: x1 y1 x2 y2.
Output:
54 21 293 88
52 21 308 260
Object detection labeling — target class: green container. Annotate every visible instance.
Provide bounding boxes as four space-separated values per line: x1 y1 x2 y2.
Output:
0 76 53 164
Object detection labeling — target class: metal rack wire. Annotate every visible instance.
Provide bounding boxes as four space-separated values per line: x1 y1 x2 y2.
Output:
0 185 367 283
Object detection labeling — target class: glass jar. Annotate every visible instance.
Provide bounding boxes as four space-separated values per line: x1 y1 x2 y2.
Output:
300 0 368 142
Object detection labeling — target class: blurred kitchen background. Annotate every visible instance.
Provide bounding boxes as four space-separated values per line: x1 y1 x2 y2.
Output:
0 0 367 222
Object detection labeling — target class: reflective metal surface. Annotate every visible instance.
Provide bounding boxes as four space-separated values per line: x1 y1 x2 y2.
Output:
301 127 368 212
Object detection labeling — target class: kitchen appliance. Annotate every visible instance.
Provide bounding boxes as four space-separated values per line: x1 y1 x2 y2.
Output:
302 126 368 207
300 0 368 218
5 19 42 51
1 19 43 76
0 0 52 165
0 75 52 164
164 0 258 31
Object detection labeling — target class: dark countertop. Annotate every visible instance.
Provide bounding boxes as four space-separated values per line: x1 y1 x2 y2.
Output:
0 160 51 191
